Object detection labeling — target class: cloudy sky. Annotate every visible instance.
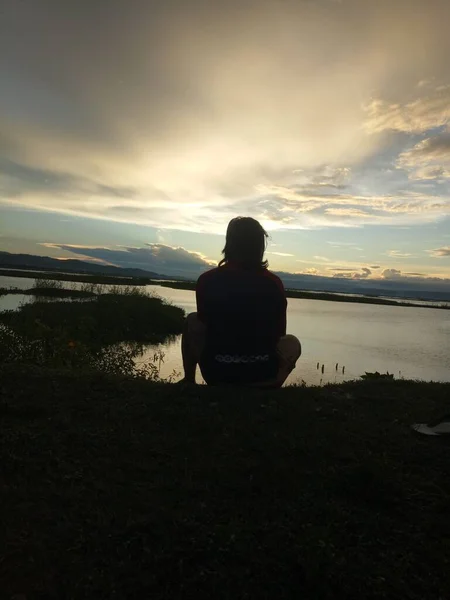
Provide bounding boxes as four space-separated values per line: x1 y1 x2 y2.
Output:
1 0 450 281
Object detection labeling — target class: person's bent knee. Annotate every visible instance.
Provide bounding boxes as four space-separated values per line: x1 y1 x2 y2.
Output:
279 334 302 360
186 312 205 333
186 312 198 325
289 334 302 359
184 313 206 361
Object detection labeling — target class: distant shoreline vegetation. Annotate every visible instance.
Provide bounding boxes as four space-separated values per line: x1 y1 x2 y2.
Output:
1 268 449 310
0 268 151 286
157 280 450 310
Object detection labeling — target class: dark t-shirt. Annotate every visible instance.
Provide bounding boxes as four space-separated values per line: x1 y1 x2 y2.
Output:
196 263 287 384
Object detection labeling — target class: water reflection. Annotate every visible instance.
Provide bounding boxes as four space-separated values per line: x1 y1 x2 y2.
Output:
140 335 354 386
0 294 33 312
1 276 449 385
141 285 450 385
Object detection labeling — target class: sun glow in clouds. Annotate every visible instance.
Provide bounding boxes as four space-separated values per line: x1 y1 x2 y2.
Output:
1 0 450 280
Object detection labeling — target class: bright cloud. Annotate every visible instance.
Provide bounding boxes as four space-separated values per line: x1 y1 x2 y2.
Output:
329 266 371 279
302 268 319 275
364 86 450 134
381 268 404 280
1 0 450 281
397 133 450 180
252 185 450 229
325 208 375 219
429 246 450 257
388 250 413 258
1 0 450 231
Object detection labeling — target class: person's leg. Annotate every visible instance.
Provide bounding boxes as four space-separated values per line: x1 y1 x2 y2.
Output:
250 334 301 389
181 313 206 384
275 334 302 386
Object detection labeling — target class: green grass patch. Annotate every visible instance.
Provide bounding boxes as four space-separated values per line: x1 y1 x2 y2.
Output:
0 286 185 377
1 371 449 599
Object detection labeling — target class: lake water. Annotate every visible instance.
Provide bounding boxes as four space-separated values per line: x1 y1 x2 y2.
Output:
1 276 449 385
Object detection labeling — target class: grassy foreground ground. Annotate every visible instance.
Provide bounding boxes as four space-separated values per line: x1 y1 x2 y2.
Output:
1 371 450 599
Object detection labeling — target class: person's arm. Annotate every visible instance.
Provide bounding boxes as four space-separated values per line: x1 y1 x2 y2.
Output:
267 272 287 337
195 273 207 323
278 286 287 337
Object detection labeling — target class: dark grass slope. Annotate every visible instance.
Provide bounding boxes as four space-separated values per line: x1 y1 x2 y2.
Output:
1 372 450 599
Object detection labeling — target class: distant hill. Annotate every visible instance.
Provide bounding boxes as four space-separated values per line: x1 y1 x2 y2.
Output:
1 250 449 302
0 251 170 280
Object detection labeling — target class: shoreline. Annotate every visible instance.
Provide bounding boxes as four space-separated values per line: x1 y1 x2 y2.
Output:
157 280 449 310
1 268 449 310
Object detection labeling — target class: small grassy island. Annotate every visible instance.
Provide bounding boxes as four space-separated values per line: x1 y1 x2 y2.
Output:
0 280 185 376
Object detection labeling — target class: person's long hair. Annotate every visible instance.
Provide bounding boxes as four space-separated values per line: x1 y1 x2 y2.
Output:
219 217 269 270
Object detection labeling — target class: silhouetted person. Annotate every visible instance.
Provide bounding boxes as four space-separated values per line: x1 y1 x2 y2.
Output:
181 217 301 387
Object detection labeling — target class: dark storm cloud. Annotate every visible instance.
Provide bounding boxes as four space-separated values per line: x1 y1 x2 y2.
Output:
44 243 214 277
